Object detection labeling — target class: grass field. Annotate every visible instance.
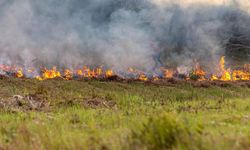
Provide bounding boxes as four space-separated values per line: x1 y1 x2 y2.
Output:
0 78 250 150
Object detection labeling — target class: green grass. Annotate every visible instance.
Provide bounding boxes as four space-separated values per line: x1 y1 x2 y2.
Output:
0 78 250 150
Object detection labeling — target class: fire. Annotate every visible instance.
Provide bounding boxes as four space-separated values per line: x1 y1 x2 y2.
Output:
82 66 92 77
191 63 206 81
232 70 250 81
105 69 113 77
16 69 23 78
64 69 73 80
220 71 231 81
152 76 159 81
35 76 43 81
41 67 61 79
211 74 218 81
162 68 174 79
138 74 148 81
96 68 103 76
80 66 103 78
0 56 249 82
76 69 83 76
220 56 226 71
127 68 150 81
209 56 250 81
219 56 232 81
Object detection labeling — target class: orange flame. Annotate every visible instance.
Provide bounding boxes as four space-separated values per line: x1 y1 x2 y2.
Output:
162 69 174 79
105 69 113 77
0 56 249 81
192 63 206 81
138 74 148 81
42 67 61 79
16 69 23 78
219 56 232 81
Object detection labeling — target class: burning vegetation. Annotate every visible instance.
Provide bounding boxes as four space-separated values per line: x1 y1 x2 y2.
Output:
0 56 249 82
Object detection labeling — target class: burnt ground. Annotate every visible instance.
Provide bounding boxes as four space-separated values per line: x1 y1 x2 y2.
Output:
99 75 250 88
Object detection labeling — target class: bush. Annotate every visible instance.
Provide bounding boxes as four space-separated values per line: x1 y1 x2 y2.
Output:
133 113 189 150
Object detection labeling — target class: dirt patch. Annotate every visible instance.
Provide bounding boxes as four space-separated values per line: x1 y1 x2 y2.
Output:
0 94 50 112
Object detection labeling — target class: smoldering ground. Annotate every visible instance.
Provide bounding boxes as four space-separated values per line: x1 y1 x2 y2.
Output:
0 0 249 73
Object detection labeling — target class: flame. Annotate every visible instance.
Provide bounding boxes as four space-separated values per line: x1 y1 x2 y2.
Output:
83 66 91 78
42 67 61 79
211 74 218 81
219 56 232 81
162 68 174 79
138 74 148 81
64 69 73 80
16 69 23 78
35 76 43 81
232 70 250 81
80 66 102 78
192 63 206 81
105 69 113 77
96 68 103 77
76 69 83 76
153 76 159 81
0 56 249 81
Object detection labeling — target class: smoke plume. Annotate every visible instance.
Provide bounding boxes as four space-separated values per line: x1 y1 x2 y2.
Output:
0 0 249 72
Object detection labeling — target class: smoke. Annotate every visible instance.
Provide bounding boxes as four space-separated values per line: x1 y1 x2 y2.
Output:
0 0 249 72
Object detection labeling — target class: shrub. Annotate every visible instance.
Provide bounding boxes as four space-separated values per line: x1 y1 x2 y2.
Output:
132 113 189 150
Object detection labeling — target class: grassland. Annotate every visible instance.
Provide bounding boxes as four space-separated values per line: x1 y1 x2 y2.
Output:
0 78 250 150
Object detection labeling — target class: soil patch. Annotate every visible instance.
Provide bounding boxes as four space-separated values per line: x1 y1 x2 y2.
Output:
0 94 49 112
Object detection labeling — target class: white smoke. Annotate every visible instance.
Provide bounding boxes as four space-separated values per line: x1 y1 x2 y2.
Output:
152 0 250 11
0 0 249 72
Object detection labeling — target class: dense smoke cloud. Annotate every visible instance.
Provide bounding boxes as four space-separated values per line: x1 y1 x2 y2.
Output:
0 0 249 71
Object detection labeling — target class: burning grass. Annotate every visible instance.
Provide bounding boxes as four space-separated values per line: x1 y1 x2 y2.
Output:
0 78 249 149
0 56 249 82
